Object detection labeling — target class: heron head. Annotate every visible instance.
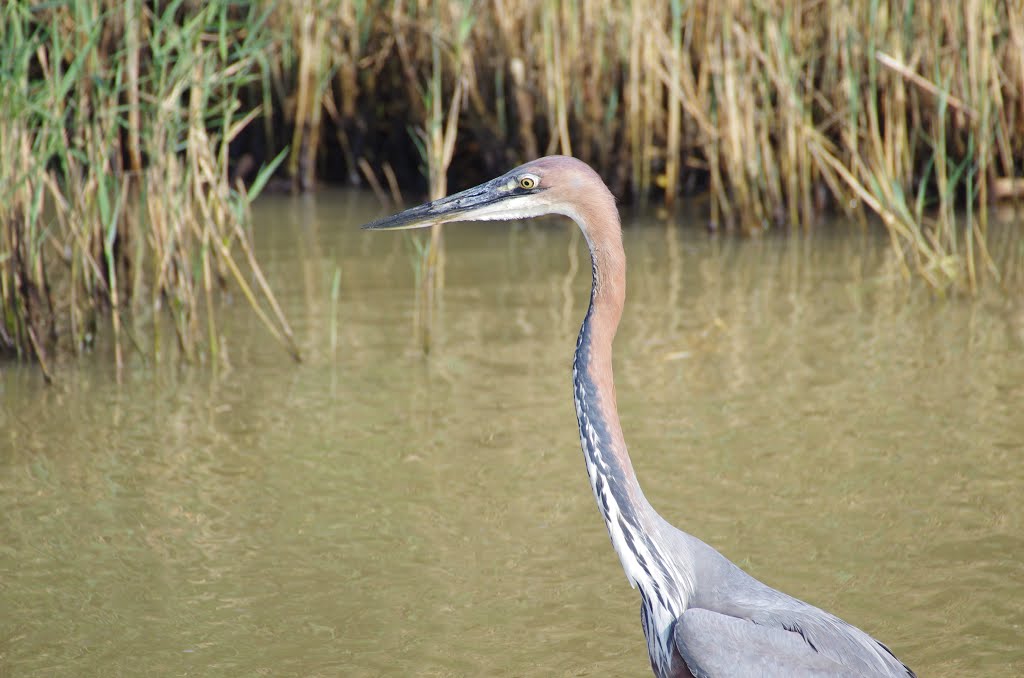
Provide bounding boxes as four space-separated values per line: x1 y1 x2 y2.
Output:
360 156 610 232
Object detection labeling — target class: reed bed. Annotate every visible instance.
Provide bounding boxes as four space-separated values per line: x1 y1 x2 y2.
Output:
270 0 1021 293
0 1 297 375
2 0 1022 369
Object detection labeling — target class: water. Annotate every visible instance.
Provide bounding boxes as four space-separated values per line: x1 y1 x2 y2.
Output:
1 191 1022 676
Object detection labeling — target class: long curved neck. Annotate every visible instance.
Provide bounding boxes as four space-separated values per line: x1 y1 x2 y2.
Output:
568 201 693 627
572 229 657 586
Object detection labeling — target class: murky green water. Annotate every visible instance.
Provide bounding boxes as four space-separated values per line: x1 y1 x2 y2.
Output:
2 192 1022 676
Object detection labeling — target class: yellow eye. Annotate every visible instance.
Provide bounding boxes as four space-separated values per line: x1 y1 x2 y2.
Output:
518 176 537 190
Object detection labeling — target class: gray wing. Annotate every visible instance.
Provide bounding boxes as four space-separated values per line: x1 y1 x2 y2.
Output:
672 534 916 678
673 603 916 678
655 522 915 677
675 608 861 678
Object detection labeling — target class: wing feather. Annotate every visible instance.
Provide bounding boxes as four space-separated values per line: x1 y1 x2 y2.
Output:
674 605 915 678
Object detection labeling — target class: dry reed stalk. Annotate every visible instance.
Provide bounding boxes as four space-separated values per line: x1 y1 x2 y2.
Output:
626 0 644 201
124 0 143 177
382 163 404 205
357 158 392 206
541 2 572 157
326 0 374 183
5 0 1024 374
288 2 330 191
1 0 297 371
663 0 683 208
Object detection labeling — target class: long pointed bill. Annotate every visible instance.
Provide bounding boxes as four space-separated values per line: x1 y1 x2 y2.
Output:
361 177 510 231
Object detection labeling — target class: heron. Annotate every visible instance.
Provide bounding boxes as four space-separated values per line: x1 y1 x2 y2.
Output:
363 156 916 678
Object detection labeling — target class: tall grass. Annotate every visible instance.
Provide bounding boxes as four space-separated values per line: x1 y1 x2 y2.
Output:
2 1 1022 371
279 0 1021 292
0 1 297 375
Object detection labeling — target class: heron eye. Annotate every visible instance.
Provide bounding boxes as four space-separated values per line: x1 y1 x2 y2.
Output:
518 176 537 190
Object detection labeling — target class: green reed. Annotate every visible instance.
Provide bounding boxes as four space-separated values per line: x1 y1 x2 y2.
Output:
3 0 1022 374
0 0 297 375
293 0 1019 293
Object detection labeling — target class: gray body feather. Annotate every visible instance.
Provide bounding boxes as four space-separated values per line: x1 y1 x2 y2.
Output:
660 527 915 678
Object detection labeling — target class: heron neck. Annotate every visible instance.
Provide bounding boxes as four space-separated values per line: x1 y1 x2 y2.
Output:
572 228 660 584
571 209 692 671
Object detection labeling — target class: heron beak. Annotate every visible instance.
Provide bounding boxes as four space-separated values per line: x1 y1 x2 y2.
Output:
360 178 508 231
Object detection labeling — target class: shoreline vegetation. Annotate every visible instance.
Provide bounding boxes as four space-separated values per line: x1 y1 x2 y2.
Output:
2 1 1022 373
